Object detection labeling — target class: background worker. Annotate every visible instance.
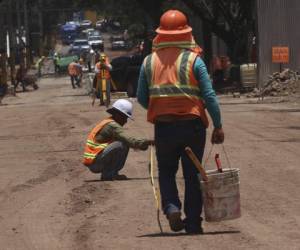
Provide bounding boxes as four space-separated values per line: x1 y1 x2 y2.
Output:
94 53 112 104
35 56 46 77
137 10 224 234
82 99 153 181
68 59 82 89
53 52 60 74
86 49 95 72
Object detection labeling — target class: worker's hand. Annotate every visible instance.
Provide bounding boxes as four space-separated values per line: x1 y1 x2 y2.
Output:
147 140 155 146
139 140 155 151
211 127 224 144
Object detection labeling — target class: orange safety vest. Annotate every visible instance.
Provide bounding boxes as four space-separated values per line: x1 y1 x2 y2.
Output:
95 60 111 79
68 62 79 76
82 118 114 166
143 47 208 127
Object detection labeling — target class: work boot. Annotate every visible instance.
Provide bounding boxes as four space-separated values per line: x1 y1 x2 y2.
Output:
101 174 128 181
112 174 128 180
185 226 204 235
184 218 204 235
167 211 185 232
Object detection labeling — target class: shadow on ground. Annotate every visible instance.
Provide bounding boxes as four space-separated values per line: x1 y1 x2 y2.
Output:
137 230 240 238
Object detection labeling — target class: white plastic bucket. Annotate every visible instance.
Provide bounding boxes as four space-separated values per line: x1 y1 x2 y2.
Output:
200 168 241 222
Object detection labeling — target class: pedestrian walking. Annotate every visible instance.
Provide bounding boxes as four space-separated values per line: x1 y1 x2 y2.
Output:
35 56 45 78
137 10 224 234
53 52 60 74
68 60 82 89
82 99 153 180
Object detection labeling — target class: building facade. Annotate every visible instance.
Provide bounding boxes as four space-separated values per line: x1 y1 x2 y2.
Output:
257 0 300 87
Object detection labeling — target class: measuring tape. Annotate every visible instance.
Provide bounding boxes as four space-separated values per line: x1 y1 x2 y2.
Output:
149 145 163 233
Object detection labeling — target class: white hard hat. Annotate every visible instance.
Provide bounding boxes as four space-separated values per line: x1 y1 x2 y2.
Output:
107 99 133 119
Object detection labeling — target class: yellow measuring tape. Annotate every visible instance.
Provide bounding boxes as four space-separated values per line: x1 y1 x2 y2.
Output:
149 145 163 233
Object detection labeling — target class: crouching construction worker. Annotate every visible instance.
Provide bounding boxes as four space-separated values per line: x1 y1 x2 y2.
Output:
68 60 82 89
83 99 154 181
137 10 224 234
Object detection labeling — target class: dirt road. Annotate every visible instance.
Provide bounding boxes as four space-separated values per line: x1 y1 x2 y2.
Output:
0 74 299 250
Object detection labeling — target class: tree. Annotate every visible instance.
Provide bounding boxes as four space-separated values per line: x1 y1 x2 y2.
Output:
181 0 255 63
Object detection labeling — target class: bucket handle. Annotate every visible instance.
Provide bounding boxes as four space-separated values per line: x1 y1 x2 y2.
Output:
203 144 233 173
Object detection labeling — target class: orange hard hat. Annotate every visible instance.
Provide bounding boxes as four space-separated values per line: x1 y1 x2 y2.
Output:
156 10 192 35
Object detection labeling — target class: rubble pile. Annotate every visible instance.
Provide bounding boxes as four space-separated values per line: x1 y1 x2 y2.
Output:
247 69 299 98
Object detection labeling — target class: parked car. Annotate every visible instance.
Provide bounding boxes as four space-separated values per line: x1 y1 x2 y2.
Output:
111 35 130 50
111 40 127 50
88 35 104 51
95 19 106 31
60 23 80 44
110 53 143 97
55 54 79 73
88 30 101 37
70 39 91 55
80 20 92 29
82 28 95 37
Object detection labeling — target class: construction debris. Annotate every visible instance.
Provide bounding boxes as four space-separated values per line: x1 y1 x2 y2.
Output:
246 69 299 98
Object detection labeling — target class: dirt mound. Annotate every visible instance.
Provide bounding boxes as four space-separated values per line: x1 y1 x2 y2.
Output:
247 69 299 98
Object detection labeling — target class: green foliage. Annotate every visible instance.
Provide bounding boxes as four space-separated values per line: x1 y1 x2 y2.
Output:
19 0 255 63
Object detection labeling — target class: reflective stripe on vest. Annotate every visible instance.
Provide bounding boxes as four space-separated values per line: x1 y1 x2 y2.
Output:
82 118 113 166
149 84 200 98
144 48 209 126
152 40 198 51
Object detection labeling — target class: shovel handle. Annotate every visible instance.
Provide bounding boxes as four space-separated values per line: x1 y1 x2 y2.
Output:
185 147 208 181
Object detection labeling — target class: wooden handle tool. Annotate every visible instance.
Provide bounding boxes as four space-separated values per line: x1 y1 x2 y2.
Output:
185 147 208 181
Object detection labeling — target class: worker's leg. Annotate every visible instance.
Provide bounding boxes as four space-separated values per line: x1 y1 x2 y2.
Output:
180 119 206 233
70 75 76 88
155 122 182 214
76 74 81 87
88 141 129 179
88 62 91 72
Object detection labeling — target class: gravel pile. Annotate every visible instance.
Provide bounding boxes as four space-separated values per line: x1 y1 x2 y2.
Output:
247 69 299 98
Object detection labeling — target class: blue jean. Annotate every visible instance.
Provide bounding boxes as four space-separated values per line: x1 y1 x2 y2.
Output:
88 141 129 179
70 75 80 88
155 119 206 230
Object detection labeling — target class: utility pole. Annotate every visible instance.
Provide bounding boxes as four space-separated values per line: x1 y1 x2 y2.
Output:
16 0 25 72
38 0 44 56
0 9 8 90
0 3 6 51
24 0 31 67
16 0 21 32
7 0 16 87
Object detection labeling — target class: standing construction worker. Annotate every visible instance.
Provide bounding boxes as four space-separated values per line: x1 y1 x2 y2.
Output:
86 49 95 72
95 53 112 79
137 10 224 234
94 53 112 105
68 59 82 89
53 52 60 74
35 56 45 77
82 99 153 180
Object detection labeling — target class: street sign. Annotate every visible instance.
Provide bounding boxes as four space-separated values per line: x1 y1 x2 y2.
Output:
272 46 289 63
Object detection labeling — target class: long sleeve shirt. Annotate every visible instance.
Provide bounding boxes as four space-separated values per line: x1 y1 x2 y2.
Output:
137 56 222 128
95 120 149 150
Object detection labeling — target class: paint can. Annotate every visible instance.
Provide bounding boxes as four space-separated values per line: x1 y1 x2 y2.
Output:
200 168 241 222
